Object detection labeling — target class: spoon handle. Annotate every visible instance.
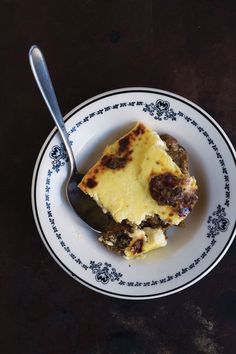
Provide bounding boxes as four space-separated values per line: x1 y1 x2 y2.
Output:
29 45 76 174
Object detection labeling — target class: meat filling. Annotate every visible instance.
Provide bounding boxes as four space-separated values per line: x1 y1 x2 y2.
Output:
161 134 189 174
150 173 198 217
99 218 133 255
139 214 169 229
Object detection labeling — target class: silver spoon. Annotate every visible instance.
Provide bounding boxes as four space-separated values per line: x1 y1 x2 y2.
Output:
29 45 109 232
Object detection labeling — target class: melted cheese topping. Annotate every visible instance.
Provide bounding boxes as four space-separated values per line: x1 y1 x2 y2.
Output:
124 228 167 259
79 123 197 225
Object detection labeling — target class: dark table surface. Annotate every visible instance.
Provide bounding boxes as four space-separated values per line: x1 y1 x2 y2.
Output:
1 1 236 353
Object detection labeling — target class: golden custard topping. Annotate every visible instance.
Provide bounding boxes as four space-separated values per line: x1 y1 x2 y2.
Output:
79 122 198 258
79 123 197 225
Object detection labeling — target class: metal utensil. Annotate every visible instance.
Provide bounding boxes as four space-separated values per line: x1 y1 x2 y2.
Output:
29 45 109 232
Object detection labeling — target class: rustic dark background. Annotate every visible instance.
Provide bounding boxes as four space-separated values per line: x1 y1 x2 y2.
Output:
1 0 236 353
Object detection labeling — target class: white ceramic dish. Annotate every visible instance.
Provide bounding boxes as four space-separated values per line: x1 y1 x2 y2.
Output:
32 88 236 299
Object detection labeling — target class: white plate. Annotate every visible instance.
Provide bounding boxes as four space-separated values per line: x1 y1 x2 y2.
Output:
32 88 236 299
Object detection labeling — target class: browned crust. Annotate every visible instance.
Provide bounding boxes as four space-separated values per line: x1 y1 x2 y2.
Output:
80 123 147 190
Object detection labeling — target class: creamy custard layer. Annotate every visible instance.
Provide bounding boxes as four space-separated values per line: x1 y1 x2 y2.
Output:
79 123 197 227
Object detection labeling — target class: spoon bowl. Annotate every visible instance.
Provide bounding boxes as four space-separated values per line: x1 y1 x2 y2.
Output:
66 170 109 231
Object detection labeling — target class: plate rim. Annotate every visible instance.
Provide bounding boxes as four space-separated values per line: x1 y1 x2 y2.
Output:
31 87 236 300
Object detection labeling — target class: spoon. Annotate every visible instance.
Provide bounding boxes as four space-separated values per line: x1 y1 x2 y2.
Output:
29 45 109 232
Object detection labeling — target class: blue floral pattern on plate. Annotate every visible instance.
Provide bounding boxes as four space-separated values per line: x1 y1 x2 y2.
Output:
45 98 231 286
